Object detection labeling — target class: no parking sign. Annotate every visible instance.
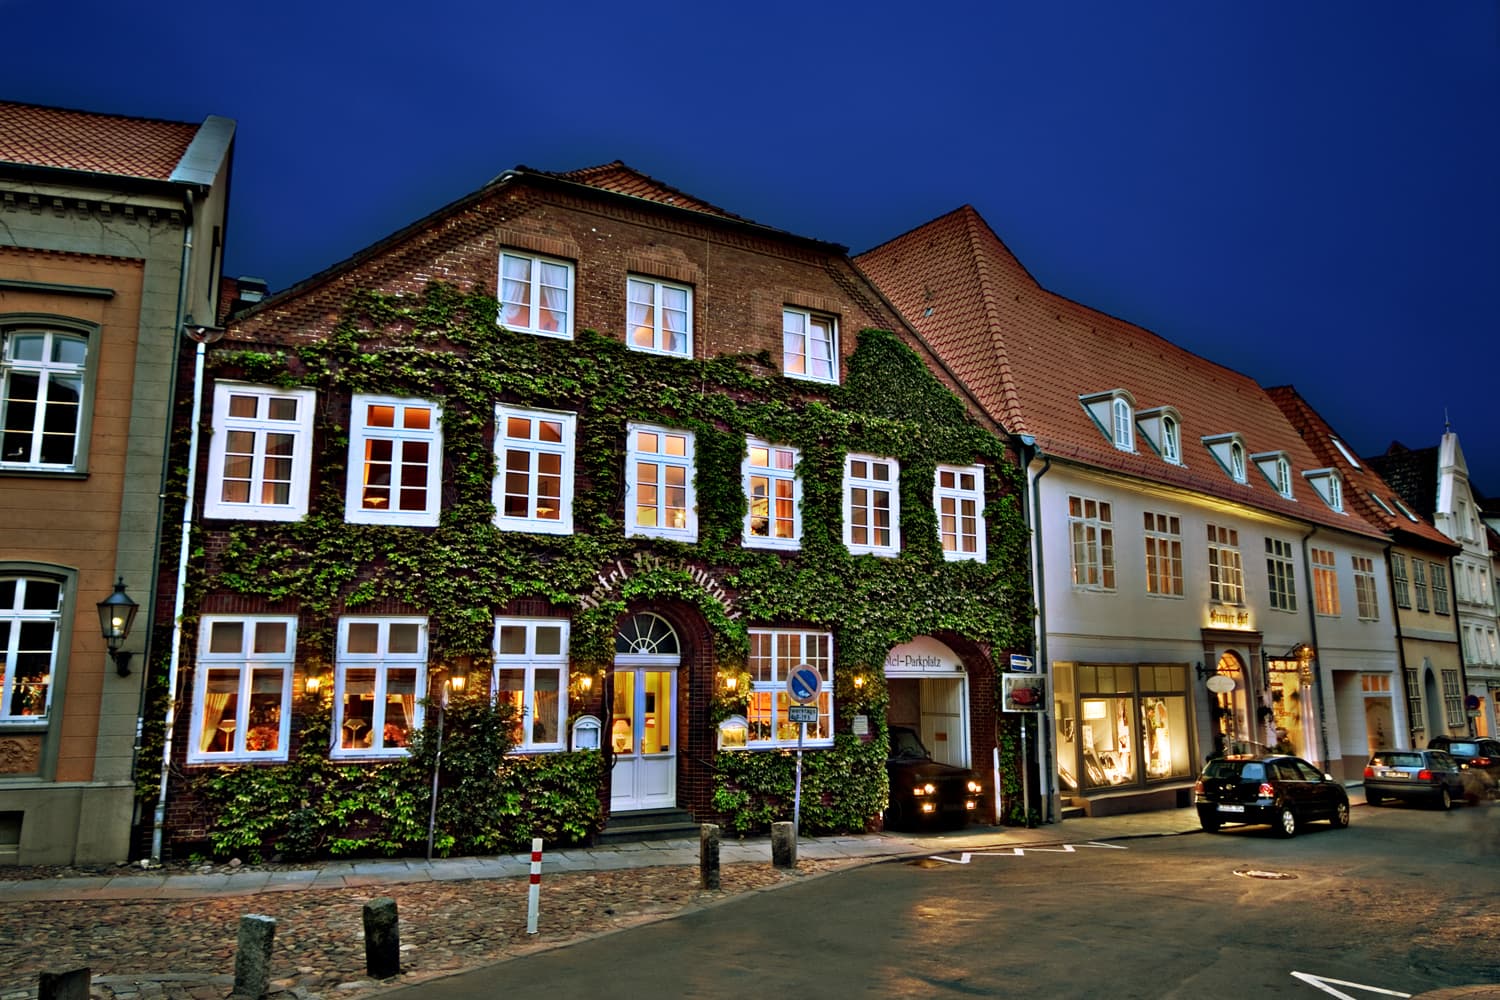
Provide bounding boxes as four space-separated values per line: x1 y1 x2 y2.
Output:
786 664 821 704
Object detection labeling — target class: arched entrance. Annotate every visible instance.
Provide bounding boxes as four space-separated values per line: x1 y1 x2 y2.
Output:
884 637 970 767
610 613 679 812
1421 660 1444 736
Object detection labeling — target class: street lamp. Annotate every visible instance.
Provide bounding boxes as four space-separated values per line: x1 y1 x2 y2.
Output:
96 578 139 676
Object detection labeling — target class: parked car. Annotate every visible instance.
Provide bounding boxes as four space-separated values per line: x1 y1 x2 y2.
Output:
1426 736 1500 798
1193 754 1350 837
885 726 984 831
1364 748 1467 809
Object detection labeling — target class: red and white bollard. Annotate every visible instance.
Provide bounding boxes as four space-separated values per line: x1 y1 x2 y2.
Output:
526 837 542 935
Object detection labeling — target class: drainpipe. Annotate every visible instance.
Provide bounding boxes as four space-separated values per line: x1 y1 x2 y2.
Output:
1018 435 1053 822
1298 527 1330 770
1383 543 1412 743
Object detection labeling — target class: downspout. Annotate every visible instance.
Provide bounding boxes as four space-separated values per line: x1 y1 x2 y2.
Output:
1448 558 1469 738
1383 543 1412 742
1019 435 1053 822
1298 527 1330 769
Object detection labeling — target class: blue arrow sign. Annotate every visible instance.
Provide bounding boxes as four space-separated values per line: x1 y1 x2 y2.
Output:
787 665 821 705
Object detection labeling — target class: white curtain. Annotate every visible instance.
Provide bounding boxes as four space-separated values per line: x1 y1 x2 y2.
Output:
200 692 231 752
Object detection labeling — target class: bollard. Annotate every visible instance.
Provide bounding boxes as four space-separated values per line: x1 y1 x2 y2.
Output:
232 914 277 999
363 897 401 979
771 820 797 869
526 837 543 934
37 967 90 1000
700 823 721 889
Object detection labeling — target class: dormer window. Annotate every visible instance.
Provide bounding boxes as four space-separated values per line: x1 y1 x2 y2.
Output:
1080 390 1136 454
1252 452 1294 499
1202 433 1249 485
1303 468 1345 513
1136 407 1182 465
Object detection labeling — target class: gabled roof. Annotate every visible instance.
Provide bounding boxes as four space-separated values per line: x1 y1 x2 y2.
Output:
547 161 746 221
1366 442 1440 521
1267 387 1458 553
856 206 1386 539
0 101 202 181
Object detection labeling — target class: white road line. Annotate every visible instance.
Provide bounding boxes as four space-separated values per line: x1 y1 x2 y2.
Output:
1290 971 1412 998
927 841 1130 864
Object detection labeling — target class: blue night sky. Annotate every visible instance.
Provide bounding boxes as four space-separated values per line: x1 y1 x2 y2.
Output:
5 2 1497 490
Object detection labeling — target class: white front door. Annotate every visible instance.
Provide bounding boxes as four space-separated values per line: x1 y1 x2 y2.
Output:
610 664 677 811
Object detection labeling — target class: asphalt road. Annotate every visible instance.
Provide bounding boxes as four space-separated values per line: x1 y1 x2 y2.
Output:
379 802 1499 999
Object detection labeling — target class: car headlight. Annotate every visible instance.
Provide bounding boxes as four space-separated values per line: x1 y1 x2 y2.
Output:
913 782 936 796
967 780 982 793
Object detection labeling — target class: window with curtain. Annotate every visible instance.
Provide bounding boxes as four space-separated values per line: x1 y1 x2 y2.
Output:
346 394 443 526
1206 524 1244 604
492 618 569 751
204 383 316 521
746 628 833 748
626 276 692 357
333 617 426 758
0 574 63 722
499 251 573 338
1312 548 1341 616
1 327 89 471
1144 512 1183 596
782 307 838 383
1068 495 1115 590
189 616 296 761
743 438 801 549
626 424 696 540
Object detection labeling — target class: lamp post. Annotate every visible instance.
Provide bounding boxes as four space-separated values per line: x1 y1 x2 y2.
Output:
96 578 139 676
425 665 468 862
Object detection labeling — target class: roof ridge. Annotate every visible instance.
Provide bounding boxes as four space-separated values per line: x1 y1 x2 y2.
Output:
959 207 1033 438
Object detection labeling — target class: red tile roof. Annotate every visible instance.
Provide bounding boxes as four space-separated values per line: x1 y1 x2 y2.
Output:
1266 386 1458 552
548 161 746 221
856 206 1387 539
0 101 200 181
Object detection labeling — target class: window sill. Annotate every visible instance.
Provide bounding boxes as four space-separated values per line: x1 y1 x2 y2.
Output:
186 753 290 765
0 720 49 733
744 536 801 552
0 467 88 480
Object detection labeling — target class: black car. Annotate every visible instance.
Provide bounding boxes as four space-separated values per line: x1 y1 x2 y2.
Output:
1364 748 1467 809
1426 736 1500 798
1194 754 1350 837
884 726 984 831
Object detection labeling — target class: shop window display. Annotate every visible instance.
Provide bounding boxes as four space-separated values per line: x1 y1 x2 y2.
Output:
1056 662 1192 793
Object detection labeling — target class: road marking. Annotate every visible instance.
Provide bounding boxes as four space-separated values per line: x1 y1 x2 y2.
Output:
1291 971 1412 998
928 842 1128 864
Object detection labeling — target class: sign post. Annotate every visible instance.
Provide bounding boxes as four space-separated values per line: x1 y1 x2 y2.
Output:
785 664 821 831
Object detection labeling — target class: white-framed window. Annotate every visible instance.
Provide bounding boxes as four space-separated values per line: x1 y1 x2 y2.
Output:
345 394 442 526
0 574 62 722
1353 555 1379 620
1441 669 1464 727
626 424 696 541
1312 547 1341 616
499 251 573 339
189 616 296 762
1391 554 1411 609
935 464 986 562
492 618 569 752
1161 414 1181 464
1411 558 1429 612
1111 398 1134 451
1230 441 1246 483
1 327 89 471
1431 562 1450 614
1206 524 1244 604
332 617 427 758
1265 537 1298 612
1069 495 1115 590
746 628 833 747
1143 512 1182 597
204 383 316 521
843 454 900 556
627 276 692 357
743 439 801 549
782 307 838 383
492 405 575 534
1304 469 1345 513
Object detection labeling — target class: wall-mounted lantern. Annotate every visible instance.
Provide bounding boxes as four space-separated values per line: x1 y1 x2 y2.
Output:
96 578 138 677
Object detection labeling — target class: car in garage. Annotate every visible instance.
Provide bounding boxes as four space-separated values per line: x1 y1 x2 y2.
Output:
884 726 984 831
1193 754 1350 837
1364 748 1468 809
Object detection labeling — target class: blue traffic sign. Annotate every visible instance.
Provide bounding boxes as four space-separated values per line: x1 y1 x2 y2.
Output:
786 664 821 704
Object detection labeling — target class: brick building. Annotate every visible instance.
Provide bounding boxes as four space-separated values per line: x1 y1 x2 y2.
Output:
153 163 1032 857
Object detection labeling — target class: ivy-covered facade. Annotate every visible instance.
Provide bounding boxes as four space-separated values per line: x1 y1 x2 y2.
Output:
140 164 1033 860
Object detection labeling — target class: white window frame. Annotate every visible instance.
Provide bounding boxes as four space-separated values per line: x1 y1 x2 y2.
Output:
1069 495 1115 591
0 574 63 723
626 276 693 358
188 615 296 763
1206 523 1245 605
1230 442 1246 483
843 454 900 557
1 328 89 471
492 405 576 535
935 463 986 562
345 394 443 526
204 383 316 521
332 616 428 759
626 423 697 541
1312 547 1341 617
1161 414 1181 464
498 251 574 339
1143 511 1182 597
1352 555 1379 621
492 617 569 753
743 438 802 550
1265 537 1298 613
746 628 834 749
1111 397 1134 451
782 307 838 384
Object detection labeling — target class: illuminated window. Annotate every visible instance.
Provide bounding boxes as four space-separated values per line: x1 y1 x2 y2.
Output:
189 616 295 762
844 454 900 556
205 383 316 521
1069 495 1114 590
1206 524 1244 604
626 276 692 357
346 395 442 526
1 326 91 471
1353 556 1379 620
492 618 568 752
1312 548 1341 616
0 574 63 722
1265 537 1297 612
935 464 986 562
492 405 575 534
746 628 833 748
782 307 838 383
743 439 801 549
1143 512 1182 596
333 617 427 758
626 424 696 541
499 251 573 339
